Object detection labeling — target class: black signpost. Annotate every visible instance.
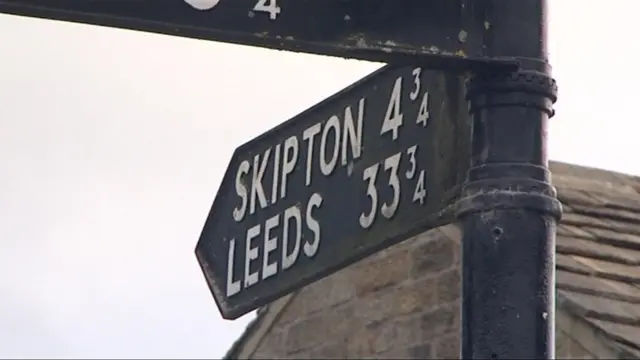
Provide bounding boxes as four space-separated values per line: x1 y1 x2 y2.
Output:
1 0 560 358
456 2 560 358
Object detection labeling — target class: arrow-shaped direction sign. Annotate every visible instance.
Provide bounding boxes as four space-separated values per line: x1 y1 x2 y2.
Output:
195 64 471 320
0 0 517 71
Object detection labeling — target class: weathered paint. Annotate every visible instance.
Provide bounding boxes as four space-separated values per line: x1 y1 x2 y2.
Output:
196 64 471 319
0 0 516 71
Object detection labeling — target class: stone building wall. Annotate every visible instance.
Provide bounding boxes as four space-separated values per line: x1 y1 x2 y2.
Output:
249 226 605 359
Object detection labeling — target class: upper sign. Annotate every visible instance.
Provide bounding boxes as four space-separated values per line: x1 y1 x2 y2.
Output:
195 64 471 320
0 0 516 71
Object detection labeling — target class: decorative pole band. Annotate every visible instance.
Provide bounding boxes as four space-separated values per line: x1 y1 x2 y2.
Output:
457 67 562 221
466 69 558 117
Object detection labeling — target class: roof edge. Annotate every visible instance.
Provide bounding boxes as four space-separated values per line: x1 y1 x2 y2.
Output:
550 161 640 189
223 292 296 359
556 292 630 358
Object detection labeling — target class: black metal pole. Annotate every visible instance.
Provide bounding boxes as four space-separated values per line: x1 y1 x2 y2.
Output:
455 0 562 358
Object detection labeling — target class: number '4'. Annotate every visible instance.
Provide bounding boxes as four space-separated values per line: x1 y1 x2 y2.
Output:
253 0 281 20
417 92 429 127
413 170 427 205
380 77 403 141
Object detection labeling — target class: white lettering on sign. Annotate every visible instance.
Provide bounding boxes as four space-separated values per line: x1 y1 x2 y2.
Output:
271 144 281 205
303 123 321 187
262 214 279 280
359 68 433 231
232 98 363 222
183 0 221 10
250 148 271 215
281 205 301 270
253 0 281 20
281 136 298 201
304 98 365 187
358 146 429 230
380 153 401 219
360 151 404 228
304 193 323 257
404 146 428 204
320 115 340 176
225 193 323 297
225 68 435 297
406 145 417 180
413 170 427 205
417 92 430 127
359 163 379 229
380 77 404 141
341 100 365 166
410 67 430 127
233 160 251 222
410 68 421 101
226 238 241 297
244 224 261 288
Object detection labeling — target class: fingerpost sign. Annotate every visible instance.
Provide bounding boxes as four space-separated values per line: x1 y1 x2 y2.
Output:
195 65 470 320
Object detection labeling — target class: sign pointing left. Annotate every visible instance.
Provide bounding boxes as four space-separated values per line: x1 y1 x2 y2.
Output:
196 64 470 320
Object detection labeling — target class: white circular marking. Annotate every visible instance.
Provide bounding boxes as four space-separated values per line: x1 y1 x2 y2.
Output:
183 0 221 10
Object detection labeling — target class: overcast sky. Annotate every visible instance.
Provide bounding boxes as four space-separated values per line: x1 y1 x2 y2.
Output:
1 1 638 359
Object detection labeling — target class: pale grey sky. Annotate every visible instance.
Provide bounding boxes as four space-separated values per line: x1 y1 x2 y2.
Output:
0 1 638 359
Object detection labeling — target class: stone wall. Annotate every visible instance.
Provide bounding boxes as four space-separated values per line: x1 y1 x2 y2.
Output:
250 226 603 359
